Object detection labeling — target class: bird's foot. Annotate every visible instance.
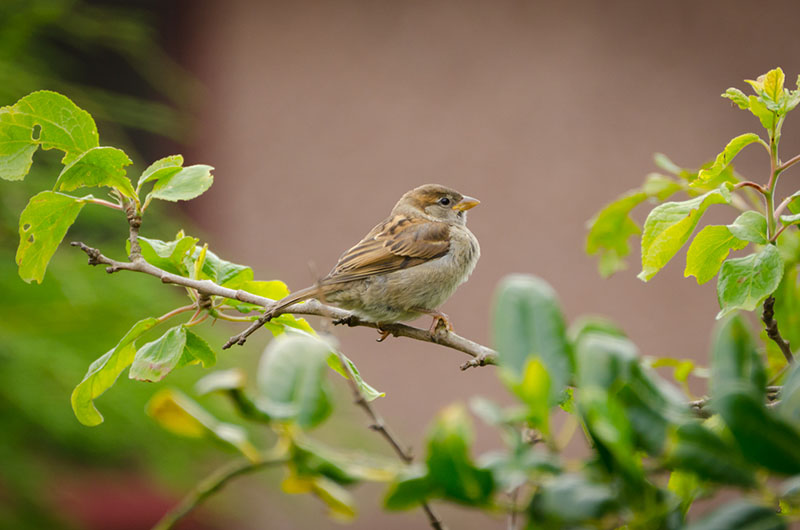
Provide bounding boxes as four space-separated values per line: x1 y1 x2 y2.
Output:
376 325 392 342
413 308 453 336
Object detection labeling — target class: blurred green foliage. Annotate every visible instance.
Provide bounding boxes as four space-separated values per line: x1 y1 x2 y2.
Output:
0 2 235 528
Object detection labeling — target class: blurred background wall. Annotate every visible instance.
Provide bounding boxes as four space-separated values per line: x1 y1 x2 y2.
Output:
4 0 800 528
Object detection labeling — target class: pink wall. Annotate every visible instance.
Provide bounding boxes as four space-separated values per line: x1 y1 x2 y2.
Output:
174 1 800 527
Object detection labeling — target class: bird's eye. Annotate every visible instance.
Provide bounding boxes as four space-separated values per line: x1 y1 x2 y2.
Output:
438 197 451 206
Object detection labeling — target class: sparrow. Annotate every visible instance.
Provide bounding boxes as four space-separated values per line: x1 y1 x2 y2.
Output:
266 184 480 339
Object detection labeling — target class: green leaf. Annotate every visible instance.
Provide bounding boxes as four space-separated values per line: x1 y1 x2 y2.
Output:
136 234 199 275
575 332 638 390
129 326 187 382
128 326 215 384
685 225 748 284
696 133 762 184
653 153 685 176
17 191 85 283
492 275 572 405
642 173 684 199
385 406 495 509
502 358 551 434
667 470 702 516
54 146 135 198
137 154 184 188
715 391 800 474
728 211 768 244
71 317 160 426
616 368 691 455
478 448 561 491
256 333 333 429
567 315 627 344
586 191 647 277
384 473 433 511
290 435 401 485
683 500 786 530
710 315 766 398
146 388 260 462
195 369 246 396
282 474 357 521
528 473 619 526
771 265 800 358
326 352 384 402
579 387 643 481
716 245 783 319
723 87 750 110
576 330 688 456
639 186 731 281
0 91 98 180
147 164 214 202
763 67 786 105
748 95 776 131
665 423 756 487
778 361 800 423
239 280 290 301
272 314 316 335
781 213 800 226
178 329 216 369
710 317 800 474
185 245 252 288
424 404 495 506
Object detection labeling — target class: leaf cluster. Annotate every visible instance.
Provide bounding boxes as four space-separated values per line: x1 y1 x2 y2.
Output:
588 67 800 321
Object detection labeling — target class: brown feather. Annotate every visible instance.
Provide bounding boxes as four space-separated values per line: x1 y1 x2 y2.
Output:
323 215 451 283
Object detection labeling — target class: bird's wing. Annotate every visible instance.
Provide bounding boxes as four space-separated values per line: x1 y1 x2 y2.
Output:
324 216 451 283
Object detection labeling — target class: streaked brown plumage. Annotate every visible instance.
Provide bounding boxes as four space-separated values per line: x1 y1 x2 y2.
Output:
266 184 480 333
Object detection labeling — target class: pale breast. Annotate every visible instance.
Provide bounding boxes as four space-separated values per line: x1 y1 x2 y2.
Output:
329 224 480 322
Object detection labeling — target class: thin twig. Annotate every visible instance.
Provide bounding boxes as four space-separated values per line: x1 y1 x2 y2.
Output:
334 348 445 529
151 456 287 530
777 153 800 173
508 487 520 530
762 296 793 363
689 386 782 419
733 181 768 194
70 241 498 369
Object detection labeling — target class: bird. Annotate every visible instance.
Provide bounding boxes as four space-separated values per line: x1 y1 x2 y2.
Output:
266 184 480 340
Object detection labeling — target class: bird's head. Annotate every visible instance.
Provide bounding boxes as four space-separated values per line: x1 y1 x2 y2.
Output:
393 184 480 225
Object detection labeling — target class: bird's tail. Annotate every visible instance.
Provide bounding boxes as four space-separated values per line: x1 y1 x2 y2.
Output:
265 284 322 319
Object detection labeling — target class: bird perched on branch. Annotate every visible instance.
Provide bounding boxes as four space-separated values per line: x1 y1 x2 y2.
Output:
267 184 481 340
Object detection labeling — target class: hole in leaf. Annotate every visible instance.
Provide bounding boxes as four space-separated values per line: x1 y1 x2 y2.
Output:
31 124 42 141
27 235 34 243
22 223 30 231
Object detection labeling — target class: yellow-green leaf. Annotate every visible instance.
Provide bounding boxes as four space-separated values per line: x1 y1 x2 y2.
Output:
717 245 783 319
146 388 261 461
71 317 159 426
0 91 98 180
685 225 748 285
695 133 762 185
639 187 731 281
17 191 85 283
54 146 135 198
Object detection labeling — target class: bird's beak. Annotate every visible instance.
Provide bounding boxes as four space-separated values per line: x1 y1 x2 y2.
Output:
453 195 480 212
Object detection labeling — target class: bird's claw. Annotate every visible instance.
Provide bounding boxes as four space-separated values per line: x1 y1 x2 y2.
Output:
428 312 453 336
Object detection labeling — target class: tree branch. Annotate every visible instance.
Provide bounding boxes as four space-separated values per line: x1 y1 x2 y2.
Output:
151 456 287 530
70 241 498 369
689 386 782 419
762 296 793 363
334 349 446 529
